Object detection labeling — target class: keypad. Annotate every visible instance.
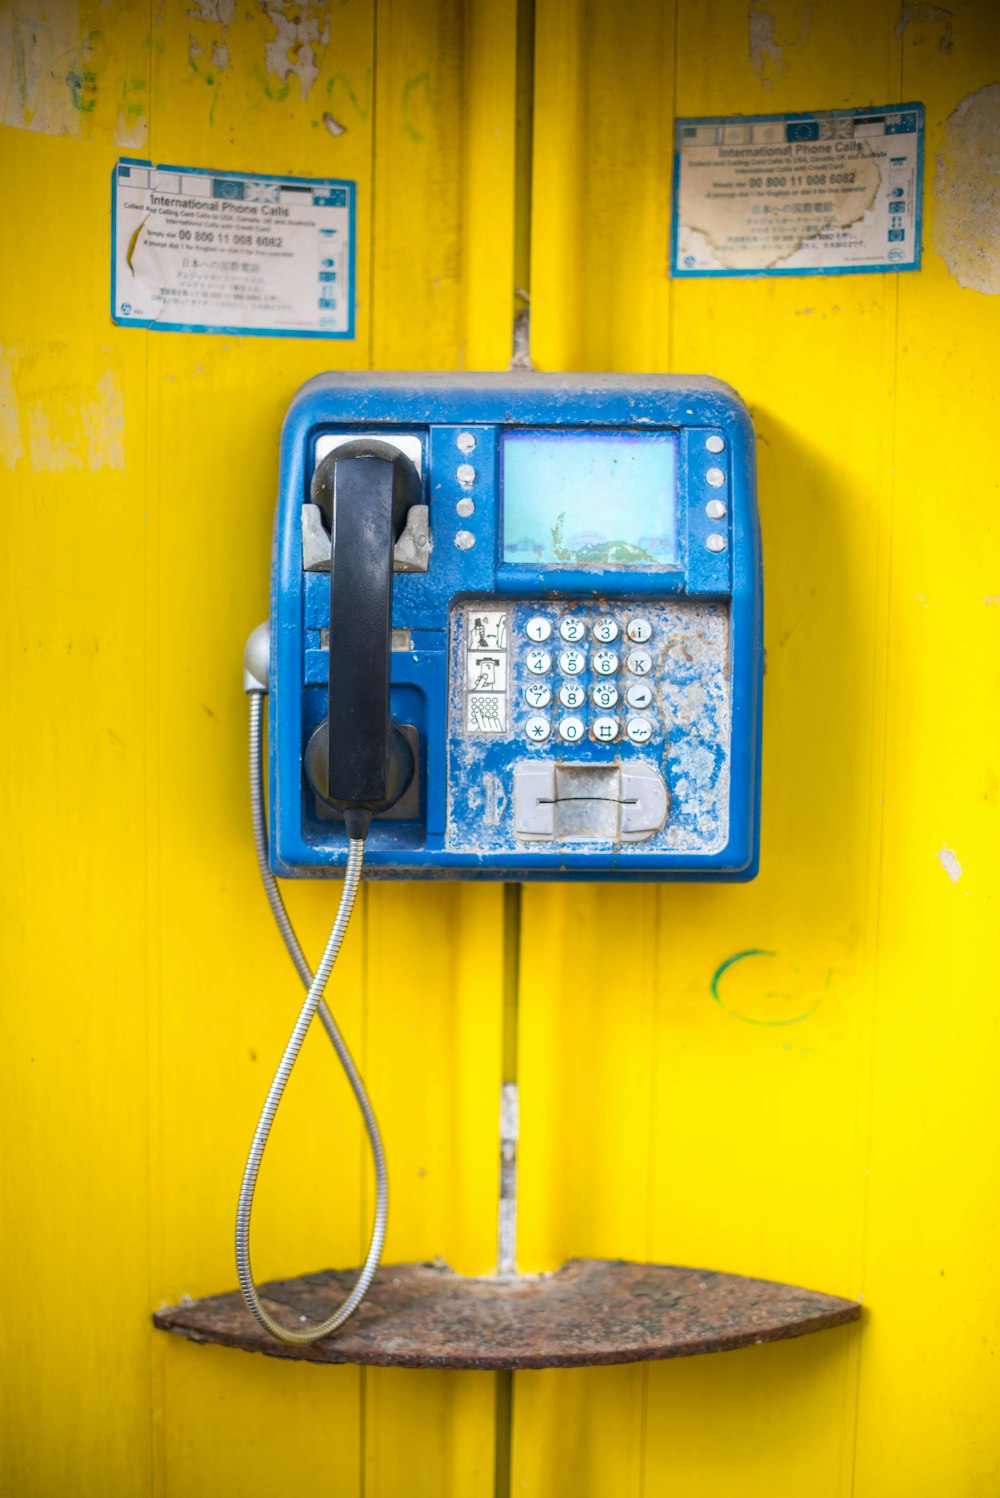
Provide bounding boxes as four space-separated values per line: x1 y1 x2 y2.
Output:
507 605 658 747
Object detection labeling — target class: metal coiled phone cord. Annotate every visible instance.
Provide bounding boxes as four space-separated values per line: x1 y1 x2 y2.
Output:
234 689 388 1344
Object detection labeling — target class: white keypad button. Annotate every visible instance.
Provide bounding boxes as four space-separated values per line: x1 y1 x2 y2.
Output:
559 648 586 676
559 617 587 643
705 434 725 454
525 647 551 675
456 497 475 518
525 615 552 642
592 617 619 643
524 683 552 708
592 716 619 743
626 618 652 643
457 463 477 486
626 649 652 676
525 715 551 743
705 499 726 521
592 649 619 676
559 683 586 709
591 682 619 709
706 533 727 553
558 716 585 743
626 717 653 744
457 431 477 453
625 682 653 710
706 466 725 488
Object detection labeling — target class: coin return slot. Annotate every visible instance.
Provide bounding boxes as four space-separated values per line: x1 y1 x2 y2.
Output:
514 762 668 843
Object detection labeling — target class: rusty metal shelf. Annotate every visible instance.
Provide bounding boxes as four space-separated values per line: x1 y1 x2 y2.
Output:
153 1258 860 1370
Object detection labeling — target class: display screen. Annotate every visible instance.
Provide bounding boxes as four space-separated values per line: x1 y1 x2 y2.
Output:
502 429 678 567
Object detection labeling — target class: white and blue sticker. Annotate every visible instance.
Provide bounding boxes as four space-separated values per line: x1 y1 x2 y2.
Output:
112 160 356 337
671 103 923 278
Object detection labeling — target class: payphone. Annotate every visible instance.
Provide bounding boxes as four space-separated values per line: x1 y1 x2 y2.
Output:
237 373 762 1343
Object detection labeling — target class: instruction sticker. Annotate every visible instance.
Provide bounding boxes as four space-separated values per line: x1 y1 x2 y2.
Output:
112 160 356 337
671 103 923 278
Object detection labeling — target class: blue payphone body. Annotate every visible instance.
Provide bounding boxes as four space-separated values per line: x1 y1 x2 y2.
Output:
269 373 761 880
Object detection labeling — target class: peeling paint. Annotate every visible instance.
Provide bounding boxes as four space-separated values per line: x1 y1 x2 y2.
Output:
188 0 237 23
81 372 126 472
933 85 1000 294
0 349 25 471
1 4 91 137
211 40 230 68
983 593 1000 606
323 111 346 136
262 1 330 101
938 847 963 883
117 74 148 148
748 0 814 89
895 1 954 52
1 348 125 474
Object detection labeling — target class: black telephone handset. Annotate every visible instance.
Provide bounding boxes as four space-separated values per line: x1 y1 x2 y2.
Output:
304 440 420 839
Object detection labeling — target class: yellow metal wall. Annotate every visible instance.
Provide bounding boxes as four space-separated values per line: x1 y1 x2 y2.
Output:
2 1 998 1494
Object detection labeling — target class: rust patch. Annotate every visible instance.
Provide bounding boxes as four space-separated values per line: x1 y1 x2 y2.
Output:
153 1258 860 1369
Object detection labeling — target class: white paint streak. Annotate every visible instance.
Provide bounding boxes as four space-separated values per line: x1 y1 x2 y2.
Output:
934 85 1000 294
938 847 963 884
262 1 331 100
3 349 125 473
0 349 24 470
82 371 126 472
187 0 237 24
895 1 953 52
984 593 1000 607
2 0 85 137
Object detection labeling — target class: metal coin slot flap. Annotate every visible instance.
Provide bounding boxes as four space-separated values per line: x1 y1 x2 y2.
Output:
513 761 668 843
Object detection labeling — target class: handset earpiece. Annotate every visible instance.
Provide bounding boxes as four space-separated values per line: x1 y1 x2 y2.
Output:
305 438 421 838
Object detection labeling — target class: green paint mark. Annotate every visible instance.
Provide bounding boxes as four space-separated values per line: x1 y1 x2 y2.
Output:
326 68 372 120
402 72 431 142
120 76 147 123
66 66 98 112
710 949 824 1027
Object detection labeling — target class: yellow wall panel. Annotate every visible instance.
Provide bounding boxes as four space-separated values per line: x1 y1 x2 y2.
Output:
3 0 999 1494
